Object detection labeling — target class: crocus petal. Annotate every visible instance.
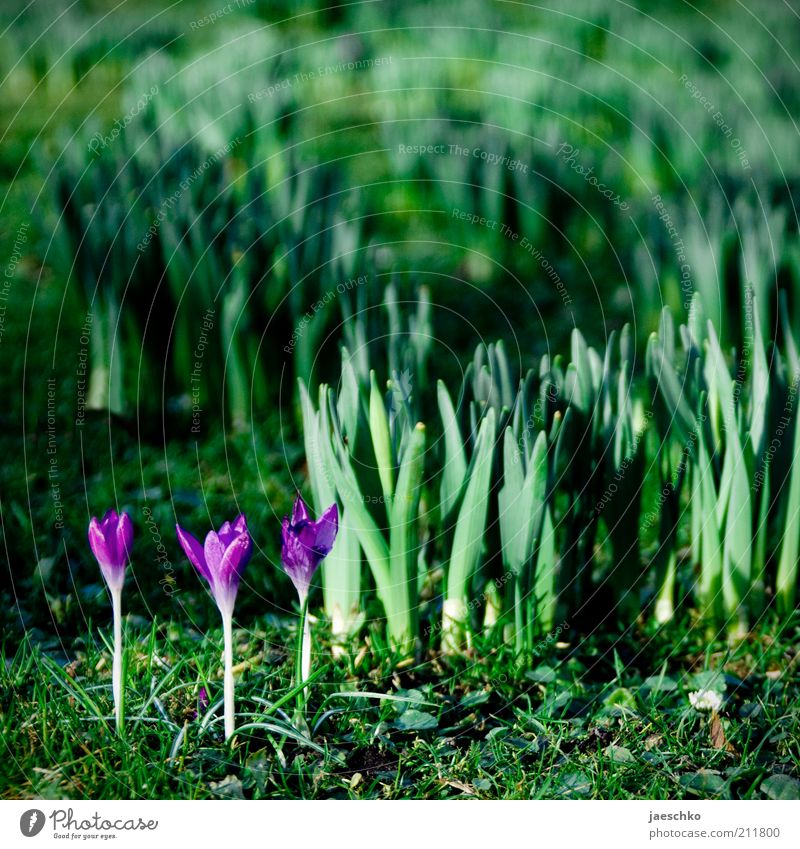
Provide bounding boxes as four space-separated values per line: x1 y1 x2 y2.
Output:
221 531 253 583
177 514 252 615
116 513 133 564
295 521 325 561
312 503 339 555
217 514 248 549
88 517 110 566
216 521 237 549
101 508 119 530
291 495 310 525
281 500 339 601
281 515 292 551
176 524 212 584
213 531 253 613
203 530 225 574
88 511 130 591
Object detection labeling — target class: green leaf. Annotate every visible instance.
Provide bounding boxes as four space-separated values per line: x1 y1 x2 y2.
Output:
318 388 391 592
776 414 800 615
722 437 752 629
706 322 737 441
761 774 800 800
388 422 426 645
749 295 769 461
698 438 723 618
555 771 591 798
570 328 593 414
601 687 638 716
679 771 726 796
395 709 439 731
446 408 497 603
338 351 362 451
604 745 635 764
641 675 678 693
649 338 696 442
499 433 524 565
438 380 468 521
779 290 800 375
369 371 394 509
525 664 556 684
534 505 557 633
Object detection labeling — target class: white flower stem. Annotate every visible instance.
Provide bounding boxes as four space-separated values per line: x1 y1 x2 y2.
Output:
111 587 123 734
222 614 235 741
301 607 312 687
294 594 310 724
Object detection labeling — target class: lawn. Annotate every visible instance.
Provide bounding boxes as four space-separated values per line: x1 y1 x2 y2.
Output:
4 616 799 799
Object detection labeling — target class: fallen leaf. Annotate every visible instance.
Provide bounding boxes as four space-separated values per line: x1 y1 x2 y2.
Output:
442 779 475 795
208 775 245 799
709 712 735 753
644 733 663 751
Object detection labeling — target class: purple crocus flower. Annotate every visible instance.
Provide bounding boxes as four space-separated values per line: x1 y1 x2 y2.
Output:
87 509 133 733
176 513 253 741
88 509 133 593
280 495 339 602
176 514 252 616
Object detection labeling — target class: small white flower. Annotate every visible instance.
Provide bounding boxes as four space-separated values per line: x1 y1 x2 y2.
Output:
688 689 723 712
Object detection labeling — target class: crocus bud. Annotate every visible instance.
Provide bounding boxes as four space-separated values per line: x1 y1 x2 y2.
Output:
280 495 339 601
88 510 133 593
177 513 253 742
176 514 252 616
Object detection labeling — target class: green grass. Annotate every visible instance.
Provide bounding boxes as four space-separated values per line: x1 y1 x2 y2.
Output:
2 615 798 800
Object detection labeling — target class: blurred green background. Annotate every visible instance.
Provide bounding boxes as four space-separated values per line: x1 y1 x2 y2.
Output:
1 0 799 644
